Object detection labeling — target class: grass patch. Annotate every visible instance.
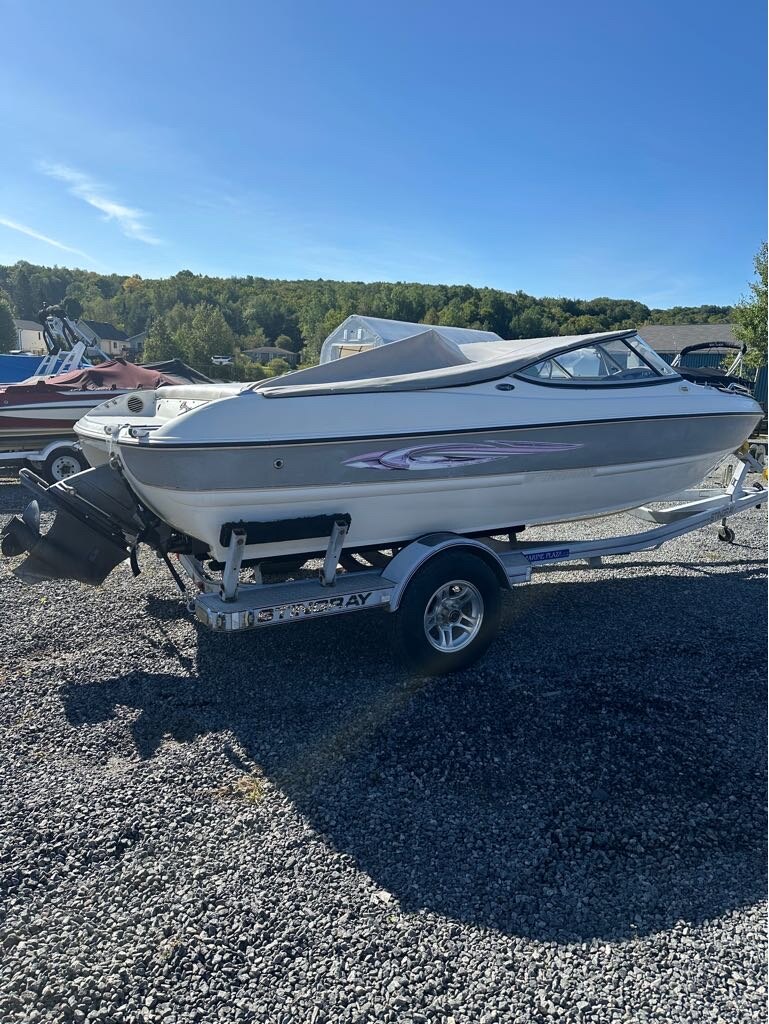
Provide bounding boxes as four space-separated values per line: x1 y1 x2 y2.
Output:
208 773 265 804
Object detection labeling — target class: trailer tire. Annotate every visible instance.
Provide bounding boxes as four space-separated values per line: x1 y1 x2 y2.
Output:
40 446 88 484
749 443 767 469
393 551 501 676
717 524 735 543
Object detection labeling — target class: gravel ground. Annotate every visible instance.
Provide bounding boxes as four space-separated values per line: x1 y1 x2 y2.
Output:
0 468 766 1023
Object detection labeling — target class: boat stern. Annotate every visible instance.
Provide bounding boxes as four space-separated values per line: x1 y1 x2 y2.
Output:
75 383 243 469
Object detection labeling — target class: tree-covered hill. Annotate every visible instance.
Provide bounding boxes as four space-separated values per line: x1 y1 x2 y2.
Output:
0 260 733 369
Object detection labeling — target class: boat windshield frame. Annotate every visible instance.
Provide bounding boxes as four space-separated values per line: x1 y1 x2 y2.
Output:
513 336 681 389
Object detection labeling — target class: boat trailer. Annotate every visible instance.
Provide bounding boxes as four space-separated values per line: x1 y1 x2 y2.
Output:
5 450 766 675
169 451 765 673
0 438 89 484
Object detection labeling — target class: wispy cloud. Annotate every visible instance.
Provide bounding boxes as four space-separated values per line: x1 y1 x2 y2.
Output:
39 161 161 245
0 216 92 260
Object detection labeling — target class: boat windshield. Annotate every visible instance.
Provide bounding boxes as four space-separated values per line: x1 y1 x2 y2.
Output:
629 335 679 376
517 335 679 385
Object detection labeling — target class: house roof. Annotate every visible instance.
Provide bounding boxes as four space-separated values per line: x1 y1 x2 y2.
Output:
638 323 736 354
243 346 296 357
14 319 43 332
81 319 128 342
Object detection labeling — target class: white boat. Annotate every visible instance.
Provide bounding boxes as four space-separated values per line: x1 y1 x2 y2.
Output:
4 328 761 590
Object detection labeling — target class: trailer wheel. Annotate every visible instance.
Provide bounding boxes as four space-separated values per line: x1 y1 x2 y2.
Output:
717 524 735 543
749 443 767 469
40 446 88 484
393 551 501 676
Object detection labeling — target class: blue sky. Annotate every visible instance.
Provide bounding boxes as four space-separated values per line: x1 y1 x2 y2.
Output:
0 0 765 306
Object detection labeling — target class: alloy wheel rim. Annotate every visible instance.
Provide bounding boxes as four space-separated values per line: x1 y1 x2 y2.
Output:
423 580 484 652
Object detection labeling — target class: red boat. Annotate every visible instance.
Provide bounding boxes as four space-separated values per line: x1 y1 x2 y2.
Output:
0 359 190 454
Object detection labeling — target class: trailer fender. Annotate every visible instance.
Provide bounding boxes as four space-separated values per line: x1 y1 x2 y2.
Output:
26 438 85 463
382 533 524 612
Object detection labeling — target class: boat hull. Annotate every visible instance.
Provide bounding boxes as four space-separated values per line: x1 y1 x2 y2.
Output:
107 410 758 561
0 397 106 453
124 451 731 560
0 353 62 384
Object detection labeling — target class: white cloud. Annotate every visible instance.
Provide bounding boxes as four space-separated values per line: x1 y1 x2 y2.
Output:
39 162 161 245
0 216 92 260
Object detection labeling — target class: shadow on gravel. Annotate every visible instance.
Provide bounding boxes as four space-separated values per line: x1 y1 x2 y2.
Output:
63 568 767 943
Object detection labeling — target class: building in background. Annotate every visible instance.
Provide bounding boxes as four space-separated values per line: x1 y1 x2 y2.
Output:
638 323 738 359
242 345 300 368
125 332 146 359
13 319 46 355
639 322 766 409
320 315 503 363
76 320 131 358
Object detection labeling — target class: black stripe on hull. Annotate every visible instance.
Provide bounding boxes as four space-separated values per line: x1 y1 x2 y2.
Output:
115 410 760 451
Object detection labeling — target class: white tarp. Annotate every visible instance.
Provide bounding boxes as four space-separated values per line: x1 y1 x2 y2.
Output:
320 315 503 363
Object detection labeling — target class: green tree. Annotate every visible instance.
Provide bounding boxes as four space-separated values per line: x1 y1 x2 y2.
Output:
0 298 16 351
275 332 303 354
231 352 267 382
62 296 83 320
10 263 34 319
240 326 269 349
142 317 177 362
733 242 768 369
142 303 236 370
559 314 607 336
184 303 236 369
0 257 749 371
265 357 291 377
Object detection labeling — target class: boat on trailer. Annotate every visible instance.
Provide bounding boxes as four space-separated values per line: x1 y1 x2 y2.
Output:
0 304 99 384
2 327 765 674
72 328 760 561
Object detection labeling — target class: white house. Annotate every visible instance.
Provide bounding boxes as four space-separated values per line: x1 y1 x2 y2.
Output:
320 315 503 363
76 319 131 357
13 319 46 355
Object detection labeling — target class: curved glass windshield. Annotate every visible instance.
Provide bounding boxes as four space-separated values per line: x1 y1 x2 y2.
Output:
629 335 679 376
517 335 679 385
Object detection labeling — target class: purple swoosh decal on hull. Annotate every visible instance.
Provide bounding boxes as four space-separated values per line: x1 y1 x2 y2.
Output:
344 440 584 471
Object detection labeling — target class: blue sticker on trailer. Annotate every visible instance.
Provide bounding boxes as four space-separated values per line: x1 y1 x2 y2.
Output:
525 548 570 562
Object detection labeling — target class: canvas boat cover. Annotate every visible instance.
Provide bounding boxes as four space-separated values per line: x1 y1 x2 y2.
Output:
3 359 187 397
259 330 471 392
142 359 214 383
255 329 639 398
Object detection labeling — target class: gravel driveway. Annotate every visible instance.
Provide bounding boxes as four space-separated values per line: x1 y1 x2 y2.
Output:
1 470 766 1023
